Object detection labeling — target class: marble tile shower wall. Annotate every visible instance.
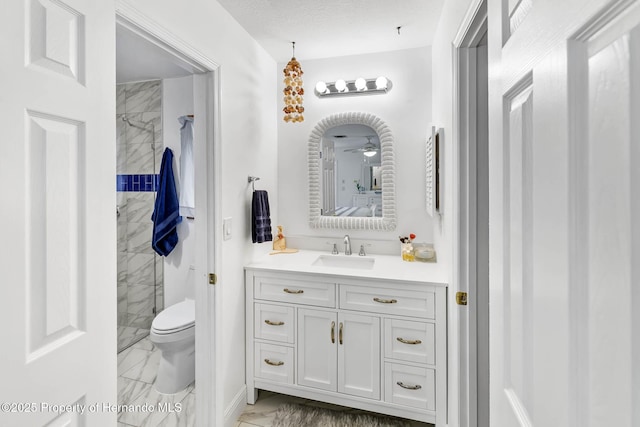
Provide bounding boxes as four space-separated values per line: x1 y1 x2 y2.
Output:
117 81 164 349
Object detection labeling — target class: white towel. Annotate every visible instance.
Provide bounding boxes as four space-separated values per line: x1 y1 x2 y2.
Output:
178 116 195 217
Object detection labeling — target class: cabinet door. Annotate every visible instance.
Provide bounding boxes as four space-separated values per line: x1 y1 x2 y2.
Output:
297 309 337 391
337 313 381 399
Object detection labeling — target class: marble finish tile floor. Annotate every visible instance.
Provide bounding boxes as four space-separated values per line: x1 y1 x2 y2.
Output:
118 337 195 427
118 339 431 427
117 325 150 352
234 390 434 427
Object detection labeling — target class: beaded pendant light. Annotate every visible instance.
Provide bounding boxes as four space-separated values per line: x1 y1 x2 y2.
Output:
283 42 304 123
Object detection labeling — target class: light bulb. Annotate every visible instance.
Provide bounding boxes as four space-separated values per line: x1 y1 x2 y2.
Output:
364 150 377 157
315 81 328 94
375 76 388 90
335 79 347 92
355 77 367 91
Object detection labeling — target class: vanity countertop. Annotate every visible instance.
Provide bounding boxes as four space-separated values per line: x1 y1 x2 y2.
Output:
245 249 447 286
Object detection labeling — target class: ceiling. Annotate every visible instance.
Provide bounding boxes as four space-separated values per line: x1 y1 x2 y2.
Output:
326 124 380 150
116 1 445 83
116 24 200 84
216 0 446 62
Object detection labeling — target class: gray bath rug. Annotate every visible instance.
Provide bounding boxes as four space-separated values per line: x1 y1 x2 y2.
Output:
272 402 411 427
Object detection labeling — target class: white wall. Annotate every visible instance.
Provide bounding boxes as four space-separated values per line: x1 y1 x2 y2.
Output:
162 75 196 306
277 47 433 252
431 0 474 277
125 0 278 417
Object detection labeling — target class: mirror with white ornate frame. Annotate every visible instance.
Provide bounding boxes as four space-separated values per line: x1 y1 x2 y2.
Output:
308 112 396 230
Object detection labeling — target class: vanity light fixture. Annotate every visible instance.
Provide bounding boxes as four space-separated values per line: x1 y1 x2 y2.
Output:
375 76 389 90
315 81 329 95
314 76 392 97
334 79 348 93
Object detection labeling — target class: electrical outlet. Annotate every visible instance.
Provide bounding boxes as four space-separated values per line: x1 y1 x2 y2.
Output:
223 217 232 240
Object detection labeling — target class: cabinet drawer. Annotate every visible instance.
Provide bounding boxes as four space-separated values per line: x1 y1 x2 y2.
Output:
255 343 294 384
384 319 435 365
255 303 294 344
384 363 435 411
255 275 335 307
339 285 435 319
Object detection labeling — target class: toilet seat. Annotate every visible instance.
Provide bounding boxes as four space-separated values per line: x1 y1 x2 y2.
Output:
151 299 195 335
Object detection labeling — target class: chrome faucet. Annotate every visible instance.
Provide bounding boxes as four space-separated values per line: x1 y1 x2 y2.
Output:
344 235 352 255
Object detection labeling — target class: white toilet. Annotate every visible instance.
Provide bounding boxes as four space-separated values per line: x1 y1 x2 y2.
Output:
150 298 195 394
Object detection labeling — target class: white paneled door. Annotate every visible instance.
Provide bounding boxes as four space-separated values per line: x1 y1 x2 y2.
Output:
488 0 639 426
0 0 116 426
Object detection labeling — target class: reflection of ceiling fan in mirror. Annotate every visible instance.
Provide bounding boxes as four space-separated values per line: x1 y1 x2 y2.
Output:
342 136 378 157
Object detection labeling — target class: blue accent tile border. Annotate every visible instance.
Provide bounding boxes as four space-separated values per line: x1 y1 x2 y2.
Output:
117 174 159 192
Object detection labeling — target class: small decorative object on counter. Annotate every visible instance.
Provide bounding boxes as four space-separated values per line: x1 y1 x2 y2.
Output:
270 225 299 255
400 233 417 262
273 225 286 251
413 243 436 262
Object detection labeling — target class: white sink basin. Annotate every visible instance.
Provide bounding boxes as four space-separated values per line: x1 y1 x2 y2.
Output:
312 255 375 270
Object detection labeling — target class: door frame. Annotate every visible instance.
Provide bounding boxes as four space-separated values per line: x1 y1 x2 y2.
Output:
452 1 489 426
115 2 222 426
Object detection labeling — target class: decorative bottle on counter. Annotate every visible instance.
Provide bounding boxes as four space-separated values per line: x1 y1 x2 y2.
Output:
401 242 415 262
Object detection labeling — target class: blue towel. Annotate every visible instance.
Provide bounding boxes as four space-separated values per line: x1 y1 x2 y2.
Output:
151 148 182 256
252 190 272 243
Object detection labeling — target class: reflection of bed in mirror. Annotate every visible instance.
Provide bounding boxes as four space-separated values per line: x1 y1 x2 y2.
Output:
333 204 377 217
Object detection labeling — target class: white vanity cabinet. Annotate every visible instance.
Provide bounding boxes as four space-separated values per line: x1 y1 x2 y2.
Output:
298 309 380 399
245 268 447 425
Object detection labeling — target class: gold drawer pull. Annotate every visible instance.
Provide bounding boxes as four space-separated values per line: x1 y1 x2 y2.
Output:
397 337 422 345
339 322 343 345
264 359 284 366
373 297 397 304
265 320 285 326
283 288 304 294
397 381 422 390
331 321 335 343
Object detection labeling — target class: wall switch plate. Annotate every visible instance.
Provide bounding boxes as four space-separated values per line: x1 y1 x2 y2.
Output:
223 217 232 240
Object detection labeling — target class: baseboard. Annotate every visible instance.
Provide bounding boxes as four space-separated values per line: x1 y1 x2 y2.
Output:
224 385 247 427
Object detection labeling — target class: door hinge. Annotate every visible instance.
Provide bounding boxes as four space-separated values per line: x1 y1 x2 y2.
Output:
456 291 468 306
209 273 217 285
